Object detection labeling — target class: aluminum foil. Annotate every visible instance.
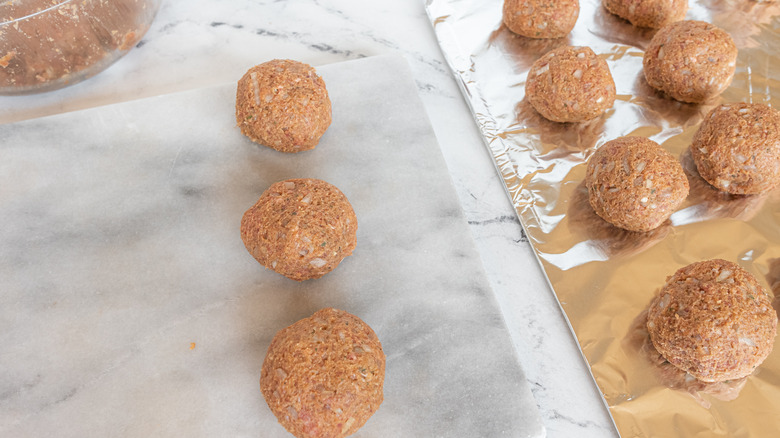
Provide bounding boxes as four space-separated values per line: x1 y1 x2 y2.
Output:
426 0 780 436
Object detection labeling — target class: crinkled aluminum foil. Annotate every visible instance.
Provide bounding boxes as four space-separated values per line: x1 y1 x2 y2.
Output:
426 0 780 436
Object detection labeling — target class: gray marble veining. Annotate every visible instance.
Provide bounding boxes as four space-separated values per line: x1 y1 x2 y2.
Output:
1 1 619 436
0 55 544 437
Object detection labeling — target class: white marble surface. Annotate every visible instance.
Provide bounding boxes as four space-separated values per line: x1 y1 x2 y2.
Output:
0 1 617 437
1 55 545 437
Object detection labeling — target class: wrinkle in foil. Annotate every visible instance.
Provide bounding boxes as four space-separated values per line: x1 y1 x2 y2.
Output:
426 0 780 436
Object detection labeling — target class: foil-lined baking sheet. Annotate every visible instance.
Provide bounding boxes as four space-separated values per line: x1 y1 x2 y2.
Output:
426 0 780 436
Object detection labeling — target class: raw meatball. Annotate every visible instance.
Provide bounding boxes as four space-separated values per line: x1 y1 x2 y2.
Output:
585 136 688 232
261 308 385 438
643 20 737 103
240 179 357 281
647 259 778 382
602 0 687 29
691 103 780 195
503 0 579 39
236 59 331 153
525 46 616 122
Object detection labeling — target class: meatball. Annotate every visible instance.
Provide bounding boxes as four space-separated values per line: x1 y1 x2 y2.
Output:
503 0 579 39
643 20 737 103
602 0 687 29
236 59 332 153
261 308 385 438
585 136 689 232
240 179 357 281
525 46 616 123
647 259 778 382
691 103 780 195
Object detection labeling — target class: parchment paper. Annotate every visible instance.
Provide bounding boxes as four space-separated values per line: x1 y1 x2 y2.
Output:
0 55 545 437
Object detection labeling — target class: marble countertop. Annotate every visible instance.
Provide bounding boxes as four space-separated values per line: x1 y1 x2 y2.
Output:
1 1 617 436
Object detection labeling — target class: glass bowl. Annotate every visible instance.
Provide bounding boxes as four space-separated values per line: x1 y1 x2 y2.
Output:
0 0 162 95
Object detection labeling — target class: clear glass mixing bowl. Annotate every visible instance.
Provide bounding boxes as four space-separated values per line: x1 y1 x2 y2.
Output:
0 0 162 95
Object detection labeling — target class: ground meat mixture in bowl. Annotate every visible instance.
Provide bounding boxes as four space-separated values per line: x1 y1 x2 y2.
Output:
0 0 161 94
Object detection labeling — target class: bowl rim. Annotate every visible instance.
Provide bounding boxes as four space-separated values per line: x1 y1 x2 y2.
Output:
1 0 83 26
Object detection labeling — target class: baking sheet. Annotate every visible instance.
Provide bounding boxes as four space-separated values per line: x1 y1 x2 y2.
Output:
0 55 545 437
426 0 780 436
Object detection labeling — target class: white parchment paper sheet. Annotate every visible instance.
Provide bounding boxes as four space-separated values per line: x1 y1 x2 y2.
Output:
0 55 544 437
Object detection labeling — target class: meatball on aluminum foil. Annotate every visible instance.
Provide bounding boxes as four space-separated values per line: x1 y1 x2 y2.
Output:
643 20 737 103
647 260 778 383
602 0 687 29
525 45 616 123
692 102 780 195
585 136 688 232
503 0 579 39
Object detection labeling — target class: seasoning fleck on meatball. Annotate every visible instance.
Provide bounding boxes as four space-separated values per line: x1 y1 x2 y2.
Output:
240 179 357 281
646 259 778 383
503 0 579 39
525 46 616 123
643 20 737 103
261 308 385 438
691 103 780 195
602 0 687 29
236 59 331 153
585 136 688 232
